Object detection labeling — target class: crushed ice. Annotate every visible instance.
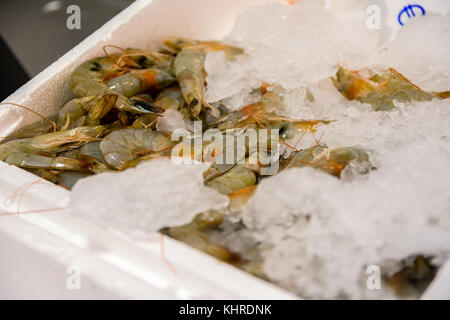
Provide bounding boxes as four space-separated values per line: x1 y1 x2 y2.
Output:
70 159 229 234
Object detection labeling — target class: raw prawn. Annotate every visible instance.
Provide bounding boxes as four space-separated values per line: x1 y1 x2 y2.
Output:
387 256 436 297
165 37 244 118
206 163 259 195
0 126 108 170
99 128 173 169
163 37 244 58
107 47 175 71
173 48 207 118
163 211 241 263
281 145 369 178
333 67 450 111
213 88 329 134
69 57 173 114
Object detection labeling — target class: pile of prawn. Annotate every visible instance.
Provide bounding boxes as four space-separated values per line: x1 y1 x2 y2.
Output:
1 37 449 297
0 38 374 191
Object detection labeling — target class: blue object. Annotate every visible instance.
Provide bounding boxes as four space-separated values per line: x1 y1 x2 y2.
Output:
398 4 426 26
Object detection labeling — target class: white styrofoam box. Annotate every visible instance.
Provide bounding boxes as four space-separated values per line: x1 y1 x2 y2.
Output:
0 0 448 299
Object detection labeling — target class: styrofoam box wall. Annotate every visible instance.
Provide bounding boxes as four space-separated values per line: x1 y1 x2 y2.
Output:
0 0 448 299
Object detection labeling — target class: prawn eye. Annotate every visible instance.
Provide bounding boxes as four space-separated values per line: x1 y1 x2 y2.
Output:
90 62 102 72
91 61 102 70
138 56 149 68
131 99 164 114
188 98 199 109
278 124 292 140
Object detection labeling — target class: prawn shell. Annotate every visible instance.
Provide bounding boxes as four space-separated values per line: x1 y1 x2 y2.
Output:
332 67 443 111
2 153 90 171
283 146 369 177
100 128 172 169
174 49 206 117
208 164 257 195
57 96 97 127
154 87 184 111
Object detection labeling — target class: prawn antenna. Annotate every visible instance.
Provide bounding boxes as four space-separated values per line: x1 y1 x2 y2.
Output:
0 102 60 132
146 26 161 51
279 139 299 151
389 68 422 90
315 131 325 145
102 44 125 57
204 103 220 120
102 45 131 69
0 207 69 217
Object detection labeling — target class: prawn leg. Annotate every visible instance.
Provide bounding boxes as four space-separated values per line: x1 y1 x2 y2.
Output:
57 94 119 128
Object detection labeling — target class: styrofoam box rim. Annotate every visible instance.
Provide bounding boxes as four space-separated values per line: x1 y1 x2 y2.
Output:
0 0 448 299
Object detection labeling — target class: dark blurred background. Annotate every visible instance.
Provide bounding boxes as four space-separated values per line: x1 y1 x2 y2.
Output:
0 0 135 99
